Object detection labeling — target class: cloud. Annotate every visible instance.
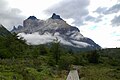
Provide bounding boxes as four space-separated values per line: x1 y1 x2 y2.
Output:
95 3 120 14
0 0 25 30
18 32 54 45
18 32 73 46
111 15 120 26
85 15 102 22
106 3 120 14
44 0 90 26
80 24 120 48
85 15 95 21
94 7 107 14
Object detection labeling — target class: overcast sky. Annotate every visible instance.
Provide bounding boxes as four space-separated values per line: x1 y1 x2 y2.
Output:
0 0 120 48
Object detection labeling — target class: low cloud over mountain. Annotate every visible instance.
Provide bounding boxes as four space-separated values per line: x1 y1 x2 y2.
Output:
12 13 101 50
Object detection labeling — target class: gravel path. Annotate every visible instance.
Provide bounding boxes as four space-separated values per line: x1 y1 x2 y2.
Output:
66 70 80 80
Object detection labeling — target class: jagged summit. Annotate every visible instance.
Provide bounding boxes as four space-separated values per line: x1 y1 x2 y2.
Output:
51 13 62 20
13 26 17 30
11 25 23 33
11 14 101 50
27 16 37 20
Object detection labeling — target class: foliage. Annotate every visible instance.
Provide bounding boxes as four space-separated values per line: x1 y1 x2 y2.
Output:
0 33 120 79
87 50 100 64
58 54 75 70
50 38 61 65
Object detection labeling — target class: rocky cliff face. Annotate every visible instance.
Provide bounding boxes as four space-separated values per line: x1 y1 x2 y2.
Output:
11 13 101 50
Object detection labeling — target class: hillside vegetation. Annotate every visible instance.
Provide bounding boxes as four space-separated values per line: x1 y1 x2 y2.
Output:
0 34 120 80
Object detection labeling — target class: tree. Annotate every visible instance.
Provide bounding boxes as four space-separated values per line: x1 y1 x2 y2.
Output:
39 45 48 55
50 38 61 65
0 33 28 58
58 54 75 70
87 50 100 64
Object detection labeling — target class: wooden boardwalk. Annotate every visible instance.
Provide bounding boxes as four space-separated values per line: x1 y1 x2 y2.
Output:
66 70 80 80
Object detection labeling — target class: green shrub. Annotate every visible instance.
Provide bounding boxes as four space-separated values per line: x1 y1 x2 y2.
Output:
58 54 75 70
87 50 100 64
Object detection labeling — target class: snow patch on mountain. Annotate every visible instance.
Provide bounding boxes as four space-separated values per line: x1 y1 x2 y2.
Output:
71 40 91 47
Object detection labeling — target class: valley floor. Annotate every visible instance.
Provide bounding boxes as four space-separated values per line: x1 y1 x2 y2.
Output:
0 58 120 80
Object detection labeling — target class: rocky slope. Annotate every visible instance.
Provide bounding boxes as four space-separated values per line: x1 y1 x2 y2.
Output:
0 24 11 37
11 13 101 50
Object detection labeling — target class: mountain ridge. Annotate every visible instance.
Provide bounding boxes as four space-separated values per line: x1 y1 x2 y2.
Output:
11 13 101 50
0 24 12 37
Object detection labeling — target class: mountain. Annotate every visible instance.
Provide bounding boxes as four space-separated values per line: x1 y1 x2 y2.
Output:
11 13 101 50
0 24 11 37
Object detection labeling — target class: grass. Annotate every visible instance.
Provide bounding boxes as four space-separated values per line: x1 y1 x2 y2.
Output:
1 58 120 80
0 72 23 80
79 64 120 80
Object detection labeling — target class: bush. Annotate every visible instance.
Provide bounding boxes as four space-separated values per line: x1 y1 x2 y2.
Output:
87 50 100 64
58 54 75 70
74 54 88 66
